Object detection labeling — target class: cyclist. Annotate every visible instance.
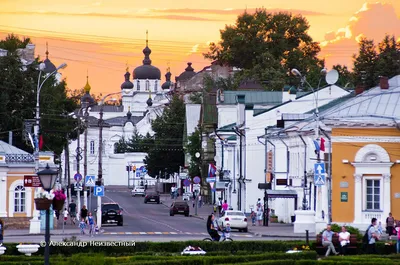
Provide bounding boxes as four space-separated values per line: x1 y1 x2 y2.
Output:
206 213 220 241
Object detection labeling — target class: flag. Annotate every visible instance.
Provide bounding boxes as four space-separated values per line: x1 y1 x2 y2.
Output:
208 163 217 179
39 135 44 150
320 138 326 152
312 140 320 152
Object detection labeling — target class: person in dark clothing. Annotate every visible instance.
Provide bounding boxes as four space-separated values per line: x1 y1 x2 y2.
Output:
80 205 88 223
69 200 77 224
207 214 220 241
0 218 4 244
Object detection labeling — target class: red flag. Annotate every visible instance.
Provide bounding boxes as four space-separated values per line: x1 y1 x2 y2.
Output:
320 138 325 152
39 135 44 150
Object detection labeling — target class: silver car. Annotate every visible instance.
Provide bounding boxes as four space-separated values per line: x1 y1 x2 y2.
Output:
131 186 145 197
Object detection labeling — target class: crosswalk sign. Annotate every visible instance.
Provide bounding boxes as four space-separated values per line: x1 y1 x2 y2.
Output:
85 175 96 187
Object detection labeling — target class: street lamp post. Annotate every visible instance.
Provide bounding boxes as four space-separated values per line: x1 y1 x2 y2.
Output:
97 92 121 228
37 164 58 265
30 62 67 234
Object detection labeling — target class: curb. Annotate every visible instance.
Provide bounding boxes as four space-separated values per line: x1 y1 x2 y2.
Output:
248 231 315 238
6 233 82 237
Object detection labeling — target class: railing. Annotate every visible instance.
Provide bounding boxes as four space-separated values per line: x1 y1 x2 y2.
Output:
5 154 35 163
362 211 383 222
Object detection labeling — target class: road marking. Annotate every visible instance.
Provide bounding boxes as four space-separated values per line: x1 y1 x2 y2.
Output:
102 231 254 237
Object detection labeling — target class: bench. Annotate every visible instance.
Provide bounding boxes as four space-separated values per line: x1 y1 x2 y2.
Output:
316 234 358 255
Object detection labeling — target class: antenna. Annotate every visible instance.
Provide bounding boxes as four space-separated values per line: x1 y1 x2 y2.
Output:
326 69 339 85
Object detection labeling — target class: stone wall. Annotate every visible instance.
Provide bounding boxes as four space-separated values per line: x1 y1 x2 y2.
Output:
1 217 31 229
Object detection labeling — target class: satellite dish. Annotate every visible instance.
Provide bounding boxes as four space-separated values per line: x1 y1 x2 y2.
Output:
326 69 339 85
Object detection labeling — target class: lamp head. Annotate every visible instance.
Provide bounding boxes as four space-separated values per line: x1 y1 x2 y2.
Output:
39 63 46 71
37 163 58 192
291 69 302 77
320 68 327 75
57 63 67 70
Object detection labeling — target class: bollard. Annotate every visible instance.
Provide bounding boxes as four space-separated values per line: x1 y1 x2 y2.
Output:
306 230 309 245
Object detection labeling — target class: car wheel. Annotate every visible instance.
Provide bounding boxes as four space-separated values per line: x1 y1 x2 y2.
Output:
185 213 189 217
118 222 123 226
170 212 174 216
243 227 248 233
157 201 160 204
238 229 242 232
144 201 147 204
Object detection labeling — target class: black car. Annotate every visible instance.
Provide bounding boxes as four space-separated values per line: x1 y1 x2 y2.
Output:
144 192 160 204
100 203 123 226
170 201 189 217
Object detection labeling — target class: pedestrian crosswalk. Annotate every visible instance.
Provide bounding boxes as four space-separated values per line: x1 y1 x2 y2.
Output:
103 231 253 237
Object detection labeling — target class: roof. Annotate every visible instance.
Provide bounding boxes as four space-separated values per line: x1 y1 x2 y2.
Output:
217 123 236 132
0 141 31 155
105 116 144 126
220 91 282 105
177 63 196 82
90 105 124 112
305 93 355 114
322 75 400 122
267 190 298 198
253 100 292 117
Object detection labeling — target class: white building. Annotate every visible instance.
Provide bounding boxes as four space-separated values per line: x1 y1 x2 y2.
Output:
213 85 351 223
62 40 174 188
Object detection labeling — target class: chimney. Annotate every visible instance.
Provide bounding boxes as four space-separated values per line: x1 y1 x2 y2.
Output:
380 76 389 89
355 84 365 95
8 131 12 145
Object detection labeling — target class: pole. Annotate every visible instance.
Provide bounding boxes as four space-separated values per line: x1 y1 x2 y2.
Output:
264 128 268 226
97 104 104 228
44 208 50 265
83 107 90 211
76 111 82 214
195 191 198 216
238 132 242 211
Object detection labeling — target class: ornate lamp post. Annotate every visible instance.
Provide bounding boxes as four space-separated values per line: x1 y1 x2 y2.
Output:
36 164 58 265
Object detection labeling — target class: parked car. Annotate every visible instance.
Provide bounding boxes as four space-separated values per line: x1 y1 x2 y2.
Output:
182 192 193 201
169 201 189 217
131 186 145 197
144 192 160 204
98 202 123 226
217 210 248 232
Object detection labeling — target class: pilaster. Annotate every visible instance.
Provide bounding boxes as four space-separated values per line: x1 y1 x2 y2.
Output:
0 171 7 217
353 174 362 223
383 174 391 220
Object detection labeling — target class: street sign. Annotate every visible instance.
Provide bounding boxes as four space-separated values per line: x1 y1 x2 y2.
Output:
193 176 201 184
142 167 147 173
193 184 200 190
206 177 216 183
74 173 82 182
24 175 41 187
85 175 96 187
341 192 348 202
94 186 104 196
183 179 191 187
314 162 326 186
136 172 141 178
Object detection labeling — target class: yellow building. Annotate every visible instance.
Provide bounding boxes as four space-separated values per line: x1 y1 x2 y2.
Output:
327 76 400 228
0 140 56 228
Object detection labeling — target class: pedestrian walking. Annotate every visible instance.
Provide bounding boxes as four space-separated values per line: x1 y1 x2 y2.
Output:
88 212 96 237
217 198 222 216
79 218 86 235
0 218 4 244
221 200 228 216
386 213 395 240
80 205 88 223
257 206 263 226
68 200 77 225
198 195 202 208
250 210 256 226
63 208 69 226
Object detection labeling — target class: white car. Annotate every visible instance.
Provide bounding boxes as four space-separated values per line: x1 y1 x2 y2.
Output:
131 186 145 197
217 210 248 232
182 192 193 201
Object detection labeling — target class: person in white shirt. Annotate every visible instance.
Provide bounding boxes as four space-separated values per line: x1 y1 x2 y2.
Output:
338 226 350 255
63 208 69 226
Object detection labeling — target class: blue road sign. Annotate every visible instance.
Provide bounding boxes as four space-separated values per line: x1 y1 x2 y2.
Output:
74 173 82 182
193 176 201 184
94 186 104 196
85 175 95 187
183 179 191 187
136 172 141 178
314 162 326 186
206 177 216 183
142 167 147 173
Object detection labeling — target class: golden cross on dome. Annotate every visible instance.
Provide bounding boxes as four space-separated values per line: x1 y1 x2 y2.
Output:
45 42 49 59
146 30 148 46
167 61 170 72
126 61 129 72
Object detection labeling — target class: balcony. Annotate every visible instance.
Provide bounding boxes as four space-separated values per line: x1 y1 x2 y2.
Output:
362 211 383 223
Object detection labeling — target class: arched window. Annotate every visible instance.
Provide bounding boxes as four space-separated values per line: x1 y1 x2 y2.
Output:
90 141 95 154
14 185 25 213
154 80 158 92
114 143 118 154
137 80 140 91
145 80 150 91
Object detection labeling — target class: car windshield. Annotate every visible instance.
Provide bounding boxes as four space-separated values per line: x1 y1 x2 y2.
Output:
147 192 158 195
227 211 244 216
174 202 188 207
102 204 120 211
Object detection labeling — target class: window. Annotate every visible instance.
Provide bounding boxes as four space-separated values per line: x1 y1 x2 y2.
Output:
145 80 149 91
154 80 158 92
137 80 140 91
114 143 118 154
14 185 25 213
90 141 95 154
366 179 380 210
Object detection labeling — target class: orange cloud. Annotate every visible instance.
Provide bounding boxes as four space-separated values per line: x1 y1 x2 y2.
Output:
320 2 400 68
151 8 328 16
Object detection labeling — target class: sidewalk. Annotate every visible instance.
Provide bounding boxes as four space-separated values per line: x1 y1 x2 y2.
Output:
160 195 214 220
248 223 315 238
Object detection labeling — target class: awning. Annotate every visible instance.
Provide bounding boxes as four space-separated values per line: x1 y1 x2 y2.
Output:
267 190 298 199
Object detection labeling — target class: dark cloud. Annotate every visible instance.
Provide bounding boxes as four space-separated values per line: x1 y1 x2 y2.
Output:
151 8 328 16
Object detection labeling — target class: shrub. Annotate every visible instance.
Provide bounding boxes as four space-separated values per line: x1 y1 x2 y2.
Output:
319 223 362 240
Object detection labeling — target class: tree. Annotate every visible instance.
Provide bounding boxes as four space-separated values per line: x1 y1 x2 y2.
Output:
0 35 78 155
114 132 154 153
185 127 201 178
353 38 378 89
144 96 185 178
375 35 400 79
0 34 30 53
205 9 323 89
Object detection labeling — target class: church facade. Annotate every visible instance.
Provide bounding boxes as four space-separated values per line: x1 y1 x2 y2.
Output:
61 39 174 187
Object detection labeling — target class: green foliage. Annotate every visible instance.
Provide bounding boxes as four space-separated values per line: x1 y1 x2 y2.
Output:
333 64 355 88
0 35 78 155
0 34 31 53
188 92 202 104
185 126 201 177
144 95 185 178
375 35 400 80
114 132 154 153
204 9 323 90
318 223 362 240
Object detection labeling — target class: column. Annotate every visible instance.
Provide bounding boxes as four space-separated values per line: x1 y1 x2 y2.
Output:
0 172 7 217
353 174 362 224
383 174 391 221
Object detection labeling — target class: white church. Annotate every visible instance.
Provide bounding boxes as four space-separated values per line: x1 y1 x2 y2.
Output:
61 37 174 187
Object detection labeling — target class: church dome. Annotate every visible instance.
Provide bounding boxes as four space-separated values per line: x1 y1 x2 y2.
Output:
43 43 56 74
121 69 134 89
176 62 196 82
133 43 161 80
162 71 172 89
81 75 95 106
146 97 153 107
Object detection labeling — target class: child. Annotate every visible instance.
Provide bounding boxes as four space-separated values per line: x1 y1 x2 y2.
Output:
63 208 69 226
79 218 86 235
377 221 383 235
396 223 400 254
250 210 256 226
87 212 96 237
95 225 99 235
222 222 231 240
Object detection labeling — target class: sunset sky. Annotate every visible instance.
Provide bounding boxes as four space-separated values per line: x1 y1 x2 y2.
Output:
0 0 400 95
